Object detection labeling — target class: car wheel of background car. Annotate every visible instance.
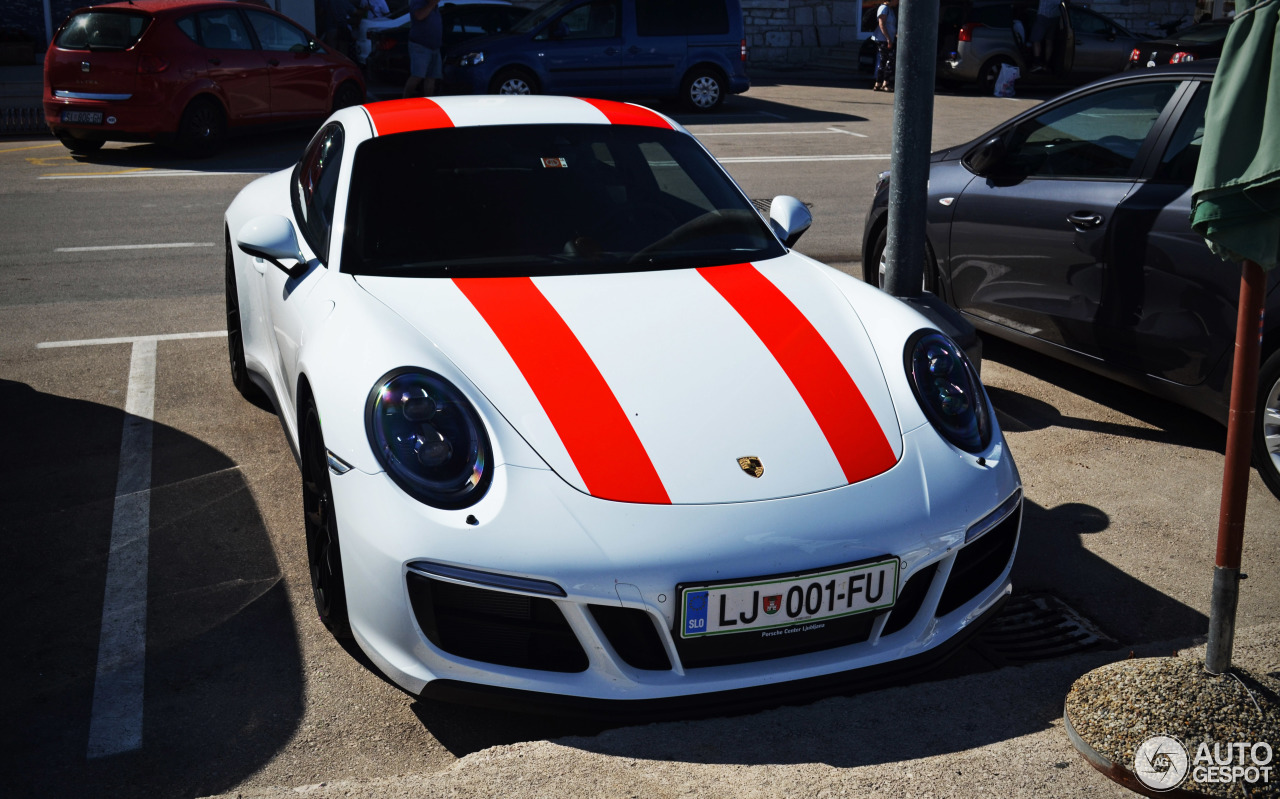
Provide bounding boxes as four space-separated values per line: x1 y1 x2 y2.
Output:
978 56 1015 96
302 397 352 638
1253 349 1280 500
55 131 104 154
490 67 538 95
224 233 267 404
864 225 937 294
682 67 725 112
332 80 364 113
175 96 227 157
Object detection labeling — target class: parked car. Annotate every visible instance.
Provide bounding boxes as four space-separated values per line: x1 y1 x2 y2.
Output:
938 0 1145 94
1128 18 1231 69
365 1 530 84
44 0 365 155
224 94 1022 709
444 0 750 111
353 0 516 65
863 61 1280 499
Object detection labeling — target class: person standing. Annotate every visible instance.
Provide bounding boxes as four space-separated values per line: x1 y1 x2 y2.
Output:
1028 0 1059 72
870 0 899 92
404 0 443 98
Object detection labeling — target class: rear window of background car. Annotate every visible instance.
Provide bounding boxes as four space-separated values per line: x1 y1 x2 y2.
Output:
56 12 149 50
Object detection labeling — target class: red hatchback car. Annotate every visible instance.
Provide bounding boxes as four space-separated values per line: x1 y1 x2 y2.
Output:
44 0 365 155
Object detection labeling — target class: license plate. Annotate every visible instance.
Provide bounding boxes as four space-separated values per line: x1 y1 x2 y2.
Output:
680 558 899 639
62 110 103 124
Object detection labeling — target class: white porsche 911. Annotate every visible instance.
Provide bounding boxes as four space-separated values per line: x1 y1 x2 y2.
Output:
224 95 1023 711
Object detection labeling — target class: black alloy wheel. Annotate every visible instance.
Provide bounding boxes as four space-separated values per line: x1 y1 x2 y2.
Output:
303 401 353 638
176 97 227 157
332 80 365 113
863 225 937 294
225 234 266 403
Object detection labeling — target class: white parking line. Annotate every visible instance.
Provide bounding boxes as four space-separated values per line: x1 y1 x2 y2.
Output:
35 330 227 758
86 338 156 759
696 129 865 137
55 243 216 253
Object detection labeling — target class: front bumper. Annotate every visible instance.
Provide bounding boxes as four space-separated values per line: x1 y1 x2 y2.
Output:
331 419 1021 704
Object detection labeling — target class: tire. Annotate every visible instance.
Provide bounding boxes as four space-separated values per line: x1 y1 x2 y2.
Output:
863 225 937 294
55 131 104 154
681 67 725 112
490 67 538 95
302 399 352 639
977 57 1015 96
332 79 364 113
225 233 267 404
175 97 227 157
1253 349 1280 500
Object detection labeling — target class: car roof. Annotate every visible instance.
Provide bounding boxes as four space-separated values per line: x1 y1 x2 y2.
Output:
70 0 273 16
356 96 682 138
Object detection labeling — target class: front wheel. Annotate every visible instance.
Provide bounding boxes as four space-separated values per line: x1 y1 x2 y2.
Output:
490 68 538 95
332 80 365 113
302 400 352 638
681 67 725 112
863 226 937 294
1253 349 1280 499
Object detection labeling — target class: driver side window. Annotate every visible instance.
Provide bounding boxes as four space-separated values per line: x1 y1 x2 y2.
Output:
1002 82 1177 179
293 124 345 264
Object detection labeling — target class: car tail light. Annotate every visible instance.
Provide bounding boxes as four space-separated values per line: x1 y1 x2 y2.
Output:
1170 51 1196 63
741 38 747 61
137 53 168 74
1129 48 1140 62
958 23 984 43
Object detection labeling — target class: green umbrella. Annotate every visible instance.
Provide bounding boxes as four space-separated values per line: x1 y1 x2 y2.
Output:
1189 0 1280 675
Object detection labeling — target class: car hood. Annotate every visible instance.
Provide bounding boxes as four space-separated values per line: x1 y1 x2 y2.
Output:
355 257 905 505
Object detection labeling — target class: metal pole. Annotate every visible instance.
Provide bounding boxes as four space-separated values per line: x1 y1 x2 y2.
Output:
1205 257 1265 674
883 0 939 299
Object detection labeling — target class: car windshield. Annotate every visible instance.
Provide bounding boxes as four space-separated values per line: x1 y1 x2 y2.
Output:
510 0 576 33
342 124 784 277
56 11 149 51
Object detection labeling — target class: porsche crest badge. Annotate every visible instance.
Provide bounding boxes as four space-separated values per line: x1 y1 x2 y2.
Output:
737 456 764 478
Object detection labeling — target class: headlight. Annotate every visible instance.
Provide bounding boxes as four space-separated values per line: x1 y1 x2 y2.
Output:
366 369 493 509
904 330 991 453
459 52 484 67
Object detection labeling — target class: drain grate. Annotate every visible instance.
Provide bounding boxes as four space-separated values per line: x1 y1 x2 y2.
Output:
971 592 1117 667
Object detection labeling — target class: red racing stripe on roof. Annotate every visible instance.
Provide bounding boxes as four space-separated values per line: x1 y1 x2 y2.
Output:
697 263 897 485
454 277 671 505
365 98 454 136
578 98 671 129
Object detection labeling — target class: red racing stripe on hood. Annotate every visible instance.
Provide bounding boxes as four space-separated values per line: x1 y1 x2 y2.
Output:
578 98 671 129
454 277 671 505
697 263 897 485
365 98 454 136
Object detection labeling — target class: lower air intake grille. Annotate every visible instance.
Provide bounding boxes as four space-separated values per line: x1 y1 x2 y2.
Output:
936 501 1021 617
589 605 672 671
407 573 589 673
881 562 939 637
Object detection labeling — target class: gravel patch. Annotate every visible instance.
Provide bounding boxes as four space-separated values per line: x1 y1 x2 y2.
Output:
1065 656 1279 797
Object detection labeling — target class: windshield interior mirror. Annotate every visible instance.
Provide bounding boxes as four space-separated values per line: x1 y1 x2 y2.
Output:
238 215 308 279
768 195 812 248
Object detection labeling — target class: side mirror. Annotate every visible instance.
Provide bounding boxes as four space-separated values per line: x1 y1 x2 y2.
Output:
767 195 812 248
963 135 1008 177
238 215 308 279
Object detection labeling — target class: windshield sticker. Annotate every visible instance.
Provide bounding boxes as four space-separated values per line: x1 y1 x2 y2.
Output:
541 157 568 168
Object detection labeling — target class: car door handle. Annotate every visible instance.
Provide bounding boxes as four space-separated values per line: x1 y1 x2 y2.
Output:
604 47 619 55
268 58 280 66
207 57 221 65
1068 211 1104 229
628 46 641 54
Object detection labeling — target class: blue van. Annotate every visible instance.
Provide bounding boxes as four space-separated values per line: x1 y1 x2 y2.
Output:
443 0 749 110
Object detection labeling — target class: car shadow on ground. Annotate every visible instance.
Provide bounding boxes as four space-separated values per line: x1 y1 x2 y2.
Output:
61 126 317 175
0 380 303 799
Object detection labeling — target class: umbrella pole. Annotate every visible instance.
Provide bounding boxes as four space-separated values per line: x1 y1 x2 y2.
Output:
1205 257 1265 675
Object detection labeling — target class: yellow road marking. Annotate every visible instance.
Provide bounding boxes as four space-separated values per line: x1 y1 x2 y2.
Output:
1 143 64 155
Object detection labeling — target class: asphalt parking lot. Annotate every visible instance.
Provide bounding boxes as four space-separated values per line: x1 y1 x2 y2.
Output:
1 73 1277 799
